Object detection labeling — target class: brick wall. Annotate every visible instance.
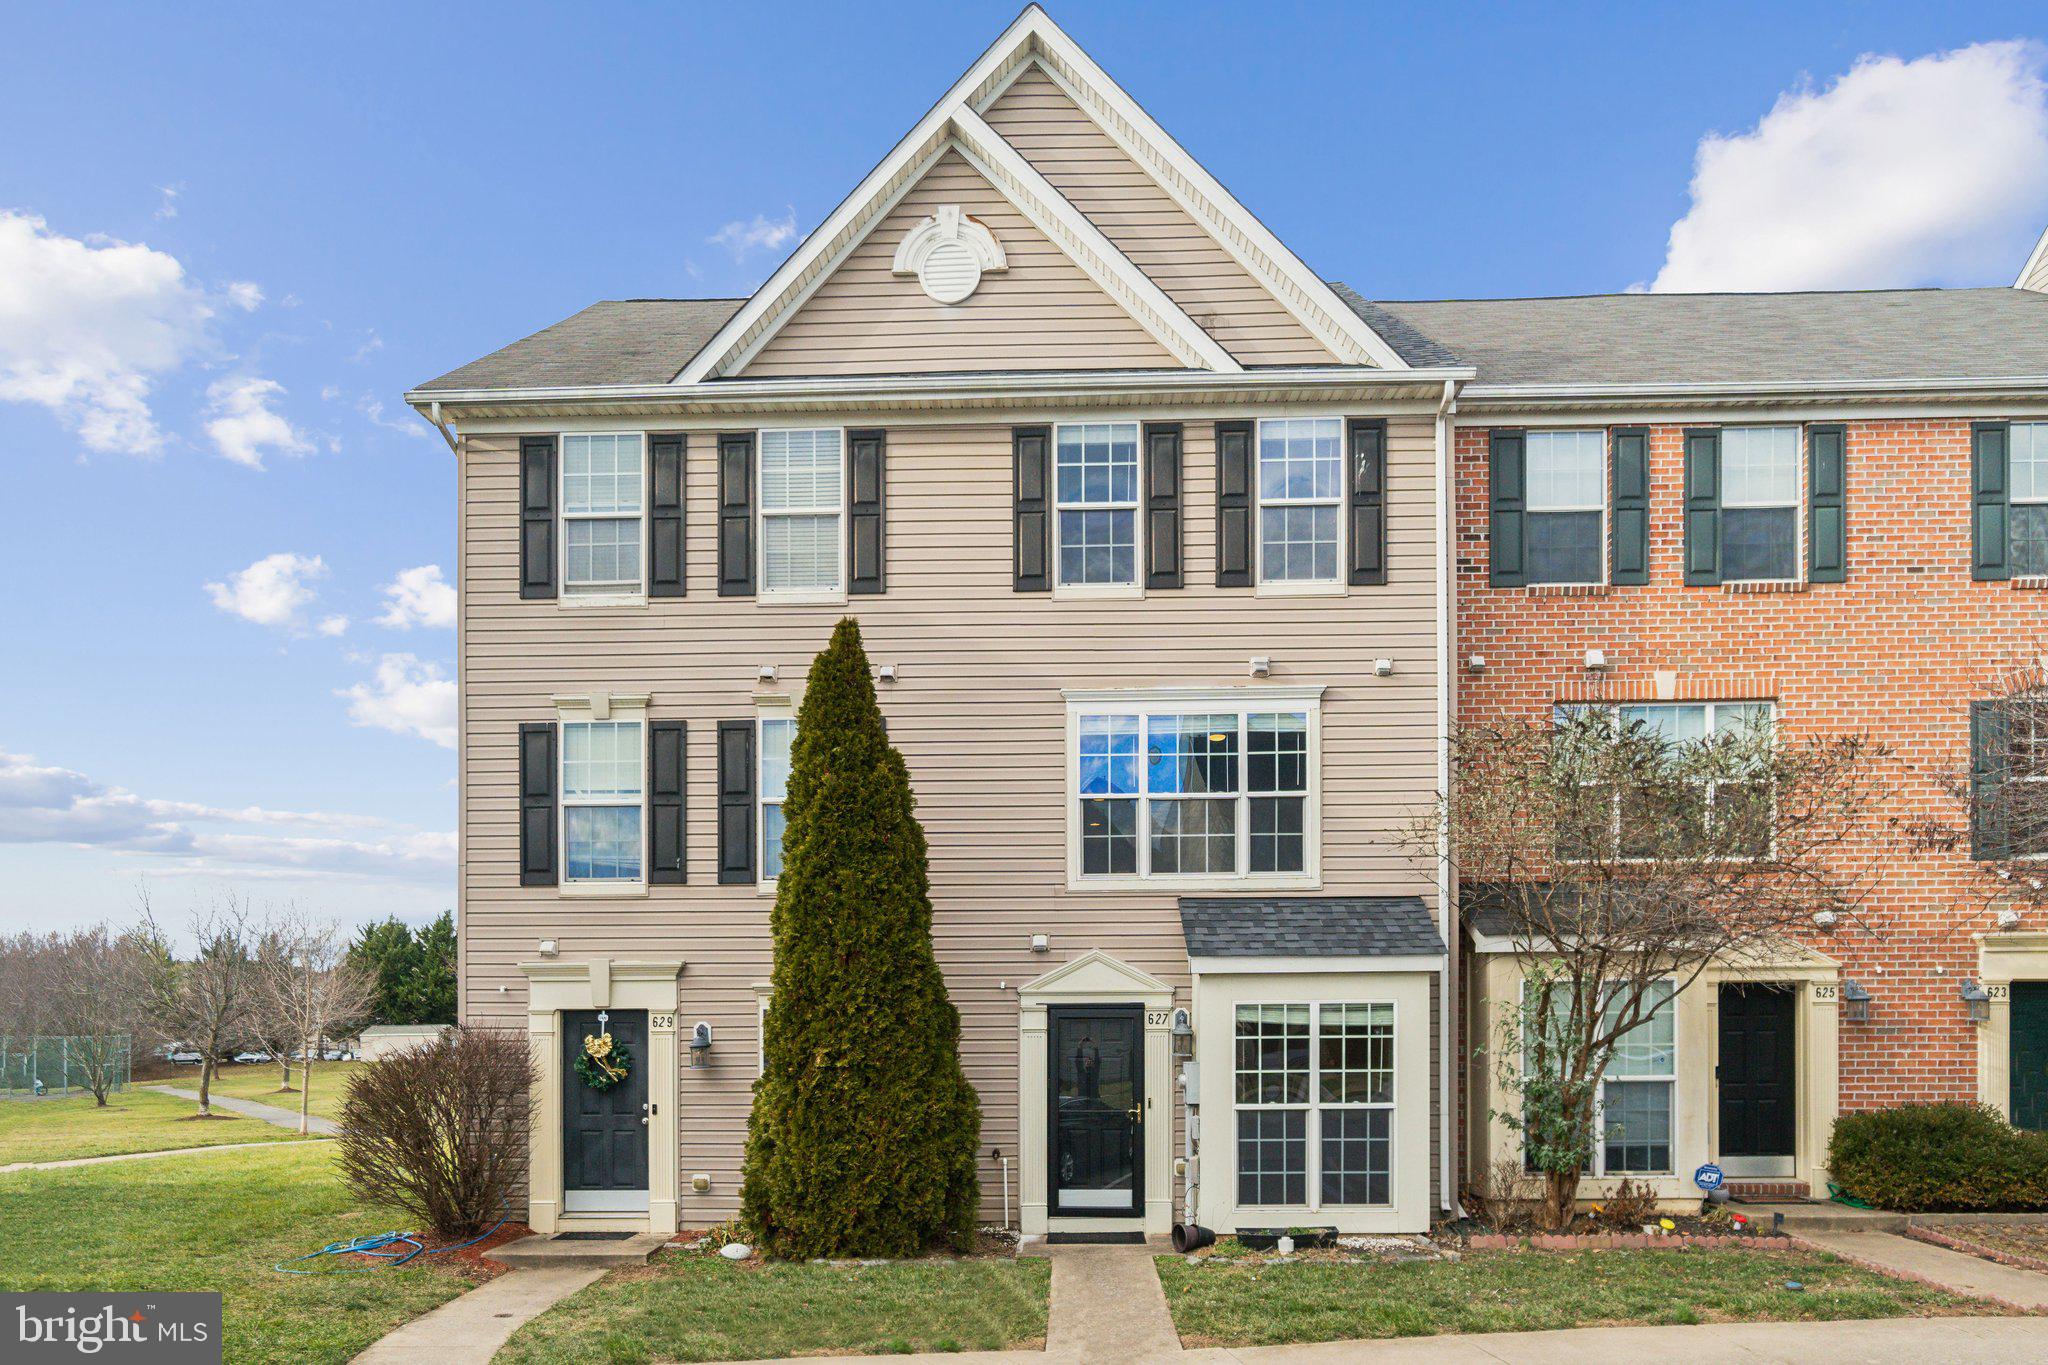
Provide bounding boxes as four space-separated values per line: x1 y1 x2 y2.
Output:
1454 417 2045 1110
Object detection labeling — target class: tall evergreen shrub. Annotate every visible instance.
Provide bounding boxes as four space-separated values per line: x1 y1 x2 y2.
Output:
740 618 981 1256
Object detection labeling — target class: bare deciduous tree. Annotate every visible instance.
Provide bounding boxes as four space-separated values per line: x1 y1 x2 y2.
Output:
137 890 258 1118
256 914 375 1133
42 926 148 1105
1415 707 1893 1228
247 922 303 1094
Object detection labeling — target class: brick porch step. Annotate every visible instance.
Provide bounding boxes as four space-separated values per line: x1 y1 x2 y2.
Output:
1727 1180 1810 1201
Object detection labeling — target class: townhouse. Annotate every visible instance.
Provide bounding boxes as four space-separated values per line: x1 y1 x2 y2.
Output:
408 6 2048 1239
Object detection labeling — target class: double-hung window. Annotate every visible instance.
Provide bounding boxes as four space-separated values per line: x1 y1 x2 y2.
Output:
1524 430 1605 585
1073 693 1318 885
1257 418 1342 585
562 434 645 597
1721 426 1800 581
759 715 795 882
1560 701 1774 858
1599 982 1675 1173
1235 1002 1395 1209
760 428 844 598
2012 423 2048 578
1054 422 1139 589
561 718 644 884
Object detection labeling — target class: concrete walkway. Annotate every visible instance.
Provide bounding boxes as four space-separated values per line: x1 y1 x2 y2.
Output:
351 1264 605 1365
1798 1228 2048 1310
1042 1243 1181 1362
145 1084 341 1135
0 1137 331 1174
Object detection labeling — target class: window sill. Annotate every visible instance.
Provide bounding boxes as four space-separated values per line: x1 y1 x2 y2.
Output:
1721 579 1807 594
559 883 649 899
1525 583 1610 597
757 592 848 609
558 594 649 610
2010 577 2048 591
1053 583 1144 602
1067 875 1322 894
1254 581 1346 598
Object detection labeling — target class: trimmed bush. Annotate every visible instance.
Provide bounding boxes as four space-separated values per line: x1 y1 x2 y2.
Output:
1829 1102 2048 1211
741 618 982 1258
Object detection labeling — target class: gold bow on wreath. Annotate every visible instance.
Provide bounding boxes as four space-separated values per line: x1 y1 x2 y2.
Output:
575 1031 632 1091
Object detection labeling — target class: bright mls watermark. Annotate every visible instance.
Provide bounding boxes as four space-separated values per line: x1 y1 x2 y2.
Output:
6 1294 220 1363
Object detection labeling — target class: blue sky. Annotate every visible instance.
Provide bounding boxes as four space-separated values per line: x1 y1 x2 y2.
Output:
4 1 2046 937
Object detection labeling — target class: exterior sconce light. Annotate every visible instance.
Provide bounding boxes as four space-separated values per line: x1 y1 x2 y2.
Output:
1841 979 1871 1023
1171 1008 1194 1062
757 665 778 683
1961 980 1991 1025
1584 648 1610 672
1374 658 1395 677
1466 654 1488 674
1249 656 1271 678
689 1022 714 1066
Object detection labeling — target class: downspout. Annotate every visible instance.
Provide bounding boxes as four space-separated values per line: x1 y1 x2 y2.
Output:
1435 376 1462 1217
428 400 459 453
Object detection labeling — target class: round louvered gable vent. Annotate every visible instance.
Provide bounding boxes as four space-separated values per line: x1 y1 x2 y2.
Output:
919 240 982 304
891 205 1008 305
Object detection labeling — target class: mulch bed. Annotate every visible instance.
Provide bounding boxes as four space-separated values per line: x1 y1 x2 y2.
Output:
1467 1231 1793 1250
336 1220 535 1280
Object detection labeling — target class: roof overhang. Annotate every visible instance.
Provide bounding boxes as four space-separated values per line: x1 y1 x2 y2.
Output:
1457 372 2048 419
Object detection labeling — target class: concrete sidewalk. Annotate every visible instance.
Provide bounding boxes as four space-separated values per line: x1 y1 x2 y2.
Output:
1042 1242 1181 1362
1798 1228 2048 1310
0 1137 330 1174
350 1264 605 1365
145 1084 341 1135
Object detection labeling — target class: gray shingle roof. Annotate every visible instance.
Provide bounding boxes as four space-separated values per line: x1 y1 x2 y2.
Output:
1179 896 1445 959
1331 283 2048 387
416 299 744 392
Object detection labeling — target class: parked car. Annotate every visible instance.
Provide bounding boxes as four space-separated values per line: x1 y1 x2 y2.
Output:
232 1050 271 1064
167 1050 202 1065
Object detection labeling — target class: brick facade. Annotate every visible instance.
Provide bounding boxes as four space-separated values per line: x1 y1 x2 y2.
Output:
1454 416 2045 1113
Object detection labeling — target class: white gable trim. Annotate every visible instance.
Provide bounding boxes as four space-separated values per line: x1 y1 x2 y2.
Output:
998 19 1408 371
2019 222 2048 292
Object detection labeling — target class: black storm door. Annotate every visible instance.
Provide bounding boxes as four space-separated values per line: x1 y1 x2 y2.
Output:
1718 985 1797 1158
1048 1006 1143 1217
562 1008 649 1200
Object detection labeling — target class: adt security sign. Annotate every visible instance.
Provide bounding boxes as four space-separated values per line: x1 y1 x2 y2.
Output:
1694 1163 1725 1192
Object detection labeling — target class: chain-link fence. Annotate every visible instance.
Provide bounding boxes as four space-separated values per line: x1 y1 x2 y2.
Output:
0 1035 132 1097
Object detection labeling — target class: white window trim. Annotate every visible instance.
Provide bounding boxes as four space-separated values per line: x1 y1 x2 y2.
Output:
2013 423 2048 579
1560 700 1779 864
756 707 795 893
558 431 649 606
554 694 650 897
1720 424 1805 586
1062 684 1324 893
1253 415 1347 595
1232 999 1399 1215
1516 977 1678 1177
1524 427 1608 589
756 425 849 605
1051 420 1144 599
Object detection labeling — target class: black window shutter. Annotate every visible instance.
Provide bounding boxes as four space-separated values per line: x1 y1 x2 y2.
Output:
1215 420 1254 587
1971 699 2012 860
1973 422 2011 581
1609 427 1650 585
519 436 557 600
718 433 755 597
1807 424 1847 584
1347 418 1387 586
1013 426 1051 592
518 722 557 886
649 720 686 884
848 429 886 595
1683 428 1722 586
649 434 686 598
1144 422 1183 590
1487 429 1526 588
716 719 755 884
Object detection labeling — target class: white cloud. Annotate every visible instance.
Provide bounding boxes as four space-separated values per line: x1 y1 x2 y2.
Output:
710 207 799 258
0 210 219 454
225 280 263 311
317 614 350 637
340 654 457 749
358 393 430 439
1651 41 2048 292
204 374 310 469
153 184 182 221
205 552 327 629
0 748 447 884
375 565 456 630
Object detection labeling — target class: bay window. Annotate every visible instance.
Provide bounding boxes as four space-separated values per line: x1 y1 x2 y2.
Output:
1054 422 1140 589
562 433 645 597
562 718 644 883
1071 690 1319 885
760 428 844 597
1235 1001 1395 1209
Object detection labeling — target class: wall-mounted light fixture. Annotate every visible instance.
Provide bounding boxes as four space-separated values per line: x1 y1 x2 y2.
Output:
757 665 778 683
689 1022 714 1066
1841 978 1872 1023
1584 648 1610 672
1961 979 1992 1025
1374 658 1395 677
1249 656 1271 678
1171 1007 1194 1062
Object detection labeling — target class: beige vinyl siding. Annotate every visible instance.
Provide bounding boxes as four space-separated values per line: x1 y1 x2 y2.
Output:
459 413 1441 1224
982 65 1338 368
742 149 1178 377
2024 243 2048 295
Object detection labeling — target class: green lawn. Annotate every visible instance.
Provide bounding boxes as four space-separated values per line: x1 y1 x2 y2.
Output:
499 1252 1051 1364
204 1061 366 1123
0 1142 478 1365
1156 1248 1997 1347
0 1088 315 1165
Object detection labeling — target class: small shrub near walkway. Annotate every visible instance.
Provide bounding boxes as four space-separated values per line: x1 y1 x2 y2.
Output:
497 1249 1051 1364
1155 1248 1999 1347
0 1087 315 1165
1830 1103 2048 1210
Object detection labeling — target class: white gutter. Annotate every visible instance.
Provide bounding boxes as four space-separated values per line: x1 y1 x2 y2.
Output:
1461 373 2048 404
406 365 1475 411
1434 376 1460 1216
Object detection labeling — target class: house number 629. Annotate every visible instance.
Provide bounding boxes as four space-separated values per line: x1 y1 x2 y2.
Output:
650 1014 676 1030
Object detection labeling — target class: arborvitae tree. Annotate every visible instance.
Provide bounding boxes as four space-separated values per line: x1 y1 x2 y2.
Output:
741 617 981 1257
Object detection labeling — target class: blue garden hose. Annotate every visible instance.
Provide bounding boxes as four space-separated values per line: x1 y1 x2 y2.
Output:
274 1215 508 1275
